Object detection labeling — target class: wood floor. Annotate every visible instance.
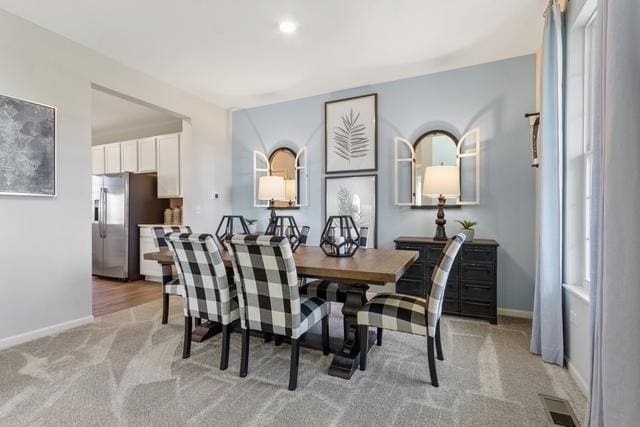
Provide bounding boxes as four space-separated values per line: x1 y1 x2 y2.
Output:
92 276 162 317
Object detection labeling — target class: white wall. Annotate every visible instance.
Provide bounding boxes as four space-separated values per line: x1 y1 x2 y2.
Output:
0 9 230 344
91 118 183 146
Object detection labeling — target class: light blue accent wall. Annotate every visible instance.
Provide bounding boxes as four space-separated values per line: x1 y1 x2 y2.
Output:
232 55 536 311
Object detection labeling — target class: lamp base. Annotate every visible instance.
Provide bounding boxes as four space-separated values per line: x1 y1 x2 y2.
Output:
433 195 448 241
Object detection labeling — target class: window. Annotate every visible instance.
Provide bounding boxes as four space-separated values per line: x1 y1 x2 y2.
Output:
582 10 597 287
564 4 597 294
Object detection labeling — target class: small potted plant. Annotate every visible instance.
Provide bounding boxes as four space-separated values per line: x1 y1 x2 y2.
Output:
455 220 477 242
246 219 258 234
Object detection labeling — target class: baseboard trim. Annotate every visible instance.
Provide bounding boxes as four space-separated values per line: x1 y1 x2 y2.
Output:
497 308 533 319
566 357 589 397
0 316 94 351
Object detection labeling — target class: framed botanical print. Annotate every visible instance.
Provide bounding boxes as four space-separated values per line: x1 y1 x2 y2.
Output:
325 174 377 248
325 93 377 173
0 94 56 196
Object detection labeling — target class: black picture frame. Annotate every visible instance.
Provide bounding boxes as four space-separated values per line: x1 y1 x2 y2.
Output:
324 93 378 174
324 174 378 248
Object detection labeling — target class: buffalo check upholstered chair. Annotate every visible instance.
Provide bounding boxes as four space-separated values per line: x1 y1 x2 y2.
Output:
166 232 240 370
356 233 465 387
151 226 192 324
225 234 331 391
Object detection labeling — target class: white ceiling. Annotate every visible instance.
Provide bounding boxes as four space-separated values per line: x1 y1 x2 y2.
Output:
1 0 545 109
91 89 178 135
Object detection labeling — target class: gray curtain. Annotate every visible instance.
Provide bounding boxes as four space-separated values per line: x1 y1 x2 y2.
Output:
588 0 640 425
530 0 564 366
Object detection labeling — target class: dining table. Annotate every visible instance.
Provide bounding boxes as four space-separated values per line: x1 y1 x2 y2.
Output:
145 245 418 379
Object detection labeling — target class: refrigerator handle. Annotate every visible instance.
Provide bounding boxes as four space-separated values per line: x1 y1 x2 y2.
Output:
101 187 108 238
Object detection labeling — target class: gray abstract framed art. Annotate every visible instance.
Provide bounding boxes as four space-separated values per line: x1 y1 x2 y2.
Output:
0 94 56 197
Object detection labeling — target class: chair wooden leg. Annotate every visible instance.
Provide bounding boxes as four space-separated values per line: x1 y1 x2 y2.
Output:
194 318 201 327
162 293 170 324
220 324 231 370
376 328 383 346
322 316 330 355
289 338 300 391
182 316 192 359
435 320 444 361
274 335 283 346
264 333 273 343
359 325 369 371
240 328 250 377
427 336 439 387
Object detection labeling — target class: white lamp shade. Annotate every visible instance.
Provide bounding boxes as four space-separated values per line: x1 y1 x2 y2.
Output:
285 179 297 201
423 165 460 197
258 176 285 200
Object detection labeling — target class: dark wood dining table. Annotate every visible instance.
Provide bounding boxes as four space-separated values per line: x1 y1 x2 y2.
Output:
145 245 418 379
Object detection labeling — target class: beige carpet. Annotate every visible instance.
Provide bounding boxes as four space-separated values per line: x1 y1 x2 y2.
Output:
0 297 585 426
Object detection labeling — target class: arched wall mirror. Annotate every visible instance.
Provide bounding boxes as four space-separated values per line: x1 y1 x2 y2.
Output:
414 130 458 206
253 146 308 208
394 128 480 207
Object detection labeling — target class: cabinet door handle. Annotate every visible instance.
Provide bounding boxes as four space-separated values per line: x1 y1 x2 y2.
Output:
463 283 490 289
464 300 491 307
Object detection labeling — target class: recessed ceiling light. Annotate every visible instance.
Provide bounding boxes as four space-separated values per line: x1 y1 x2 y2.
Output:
279 21 297 34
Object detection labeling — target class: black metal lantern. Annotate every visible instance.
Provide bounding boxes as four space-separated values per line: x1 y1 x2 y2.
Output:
265 215 302 252
215 215 251 248
320 216 361 257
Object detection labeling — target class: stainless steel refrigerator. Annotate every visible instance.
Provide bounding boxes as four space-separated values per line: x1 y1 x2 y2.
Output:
92 173 169 281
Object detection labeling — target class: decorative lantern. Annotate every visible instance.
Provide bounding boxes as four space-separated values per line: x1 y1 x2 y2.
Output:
320 216 361 257
265 215 302 252
215 215 251 248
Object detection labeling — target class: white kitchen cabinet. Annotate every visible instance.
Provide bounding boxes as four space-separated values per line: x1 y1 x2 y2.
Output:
138 137 157 172
120 140 138 173
157 134 181 198
104 143 122 174
91 146 105 175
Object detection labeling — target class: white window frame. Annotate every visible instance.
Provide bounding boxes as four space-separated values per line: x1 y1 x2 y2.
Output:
581 9 597 289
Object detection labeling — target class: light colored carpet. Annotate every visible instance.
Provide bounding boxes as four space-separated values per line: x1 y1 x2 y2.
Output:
0 297 585 426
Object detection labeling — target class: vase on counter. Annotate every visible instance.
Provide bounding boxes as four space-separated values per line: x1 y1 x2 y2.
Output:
172 206 182 225
164 208 173 225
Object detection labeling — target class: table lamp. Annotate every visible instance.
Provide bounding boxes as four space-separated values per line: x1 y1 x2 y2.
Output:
423 165 460 241
259 175 285 223
285 179 297 206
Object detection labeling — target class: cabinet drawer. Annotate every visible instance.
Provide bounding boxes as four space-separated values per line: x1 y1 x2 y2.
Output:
442 298 459 314
444 281 459 299
396 278 424 297
395 243 425 262
460 264 494 283
461 299 494 318
403 262 424 280
426 245 446 262
461 281 494 301
461 246 495 264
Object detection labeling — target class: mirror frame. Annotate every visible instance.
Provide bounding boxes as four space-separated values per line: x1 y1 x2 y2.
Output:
412 129 461 209
268 147 299 209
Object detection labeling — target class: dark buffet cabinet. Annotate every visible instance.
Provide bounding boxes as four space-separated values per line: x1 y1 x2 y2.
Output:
394 237 499 324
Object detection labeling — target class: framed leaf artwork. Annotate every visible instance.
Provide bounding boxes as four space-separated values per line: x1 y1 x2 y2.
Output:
325 174 377 248
325 93 377 173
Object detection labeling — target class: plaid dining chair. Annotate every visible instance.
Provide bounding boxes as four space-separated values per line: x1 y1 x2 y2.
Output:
356 233 465 387
225 234 331 391
151 226 192 324
166 233 240 370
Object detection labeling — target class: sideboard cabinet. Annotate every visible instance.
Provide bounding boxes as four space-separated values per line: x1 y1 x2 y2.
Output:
394 236 499 324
